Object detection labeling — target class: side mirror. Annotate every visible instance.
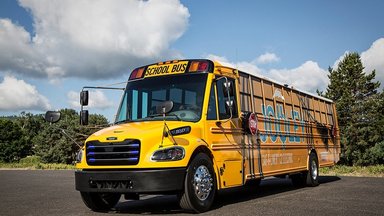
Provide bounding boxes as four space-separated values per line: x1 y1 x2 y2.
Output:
80 110 89 125
225 100 234 115
156 101 174 115
80 91 89 106
45 111 61 123
222 80 234 97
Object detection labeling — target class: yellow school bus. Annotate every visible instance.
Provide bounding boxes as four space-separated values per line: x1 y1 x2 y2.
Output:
75 59 340 213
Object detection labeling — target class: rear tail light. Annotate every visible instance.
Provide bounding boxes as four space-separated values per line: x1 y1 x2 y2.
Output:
331 126 337 137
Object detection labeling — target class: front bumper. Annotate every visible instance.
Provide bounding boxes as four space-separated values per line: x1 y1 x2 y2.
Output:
75 168 186 193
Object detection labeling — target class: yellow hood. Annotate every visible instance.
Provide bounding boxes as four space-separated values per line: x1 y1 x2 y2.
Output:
86 121 196 144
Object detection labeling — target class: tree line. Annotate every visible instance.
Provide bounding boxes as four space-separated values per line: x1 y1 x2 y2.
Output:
320 52 384 165
0 109 108 164
0 53 383 166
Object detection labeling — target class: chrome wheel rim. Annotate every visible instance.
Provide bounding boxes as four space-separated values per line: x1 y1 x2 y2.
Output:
193 165 213 201
311 159 318 180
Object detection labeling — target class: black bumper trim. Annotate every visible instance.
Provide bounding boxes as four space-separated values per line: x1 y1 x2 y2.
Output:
75 168 186 193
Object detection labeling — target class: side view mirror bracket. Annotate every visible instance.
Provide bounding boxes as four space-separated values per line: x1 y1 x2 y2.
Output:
215 76 233 122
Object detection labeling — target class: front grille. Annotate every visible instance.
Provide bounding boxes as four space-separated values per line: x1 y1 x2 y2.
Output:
89 180 133 189
86 139 140 165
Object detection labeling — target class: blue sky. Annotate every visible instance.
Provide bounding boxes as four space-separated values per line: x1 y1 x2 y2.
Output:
0 0 383 122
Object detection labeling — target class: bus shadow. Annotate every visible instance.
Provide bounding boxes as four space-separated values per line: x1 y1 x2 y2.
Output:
212 176 341 210
114 176 341 214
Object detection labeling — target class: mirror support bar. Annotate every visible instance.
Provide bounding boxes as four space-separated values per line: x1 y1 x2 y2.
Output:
215 76 233 123
79 86 125 125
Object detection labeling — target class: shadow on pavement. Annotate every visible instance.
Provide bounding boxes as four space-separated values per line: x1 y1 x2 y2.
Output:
114 175 341 214
318 175 341 184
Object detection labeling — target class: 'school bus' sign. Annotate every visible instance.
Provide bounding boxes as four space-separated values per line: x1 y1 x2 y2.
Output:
144 61 188 78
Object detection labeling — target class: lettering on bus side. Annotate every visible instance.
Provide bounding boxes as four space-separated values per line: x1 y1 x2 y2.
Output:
259 104 305 144
262 153 293 166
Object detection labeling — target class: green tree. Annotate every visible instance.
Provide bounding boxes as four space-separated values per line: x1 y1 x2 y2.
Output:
0 119 30 162
16 112 45 153
324 52 383 165
33 109 108 164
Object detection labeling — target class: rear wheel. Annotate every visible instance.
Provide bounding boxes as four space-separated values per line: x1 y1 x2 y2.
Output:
178 153 216 213
80 192 120 212
291 152 319 187
306 152 319 186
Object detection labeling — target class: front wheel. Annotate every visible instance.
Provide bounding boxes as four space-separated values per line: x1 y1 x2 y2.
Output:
80 192 120 212
178 153 216 213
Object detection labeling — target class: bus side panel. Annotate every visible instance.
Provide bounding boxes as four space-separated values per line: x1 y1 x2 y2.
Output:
238 71 340 179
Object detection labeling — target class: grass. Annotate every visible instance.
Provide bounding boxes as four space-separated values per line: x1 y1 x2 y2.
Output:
0 156 74 170
0 162 75 170
320 165 384 177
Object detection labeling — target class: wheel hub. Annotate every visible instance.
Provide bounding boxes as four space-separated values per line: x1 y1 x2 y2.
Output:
193 165 213 201
311 159 318 180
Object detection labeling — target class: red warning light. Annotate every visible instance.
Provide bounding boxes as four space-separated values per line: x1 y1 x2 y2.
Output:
188 61 209 72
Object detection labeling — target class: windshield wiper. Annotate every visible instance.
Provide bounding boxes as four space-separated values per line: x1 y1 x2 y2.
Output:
115 120 129 124
146 113 182 121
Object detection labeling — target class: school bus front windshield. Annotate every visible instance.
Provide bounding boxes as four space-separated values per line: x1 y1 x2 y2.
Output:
115 73 208 124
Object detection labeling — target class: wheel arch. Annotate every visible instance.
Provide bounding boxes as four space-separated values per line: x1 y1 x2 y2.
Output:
189 145 221 190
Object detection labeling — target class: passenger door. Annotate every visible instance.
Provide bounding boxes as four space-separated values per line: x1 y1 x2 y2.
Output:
204 77 243 188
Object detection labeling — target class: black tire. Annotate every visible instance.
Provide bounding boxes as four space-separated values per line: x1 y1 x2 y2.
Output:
80 192 120 212
290 152 319 187
178 153 216 213
306 152 319 187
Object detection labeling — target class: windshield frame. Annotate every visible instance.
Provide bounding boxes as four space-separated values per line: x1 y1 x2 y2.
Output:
115 73 208 124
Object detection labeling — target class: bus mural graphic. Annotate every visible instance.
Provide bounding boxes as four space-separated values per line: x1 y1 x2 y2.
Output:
260 104 305 145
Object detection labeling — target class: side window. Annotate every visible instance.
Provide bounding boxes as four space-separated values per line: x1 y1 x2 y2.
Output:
217 77 238 120
117 93 128 122
207 84 217 120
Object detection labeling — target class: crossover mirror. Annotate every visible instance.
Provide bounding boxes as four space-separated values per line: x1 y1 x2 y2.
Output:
44 111 61 123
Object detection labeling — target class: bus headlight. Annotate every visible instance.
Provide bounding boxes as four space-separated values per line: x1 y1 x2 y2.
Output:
151 147 185 161
76 149 83 163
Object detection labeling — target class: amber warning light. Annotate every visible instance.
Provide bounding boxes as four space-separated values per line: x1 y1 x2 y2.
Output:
129 67 145 80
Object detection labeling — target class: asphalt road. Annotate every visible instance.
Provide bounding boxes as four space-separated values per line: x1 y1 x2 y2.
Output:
0 170 383 216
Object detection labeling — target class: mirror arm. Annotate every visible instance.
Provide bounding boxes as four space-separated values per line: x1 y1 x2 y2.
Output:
59 128 83 148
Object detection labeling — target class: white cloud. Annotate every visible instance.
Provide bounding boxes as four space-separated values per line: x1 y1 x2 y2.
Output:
268 61 329 93
0 19 45 77
330 38 384 89
0 76 51 111
206 54 263 76
0 0 189 80
255 52 280 64
207 54 328 93
68 90 114 110
361 38 384 87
